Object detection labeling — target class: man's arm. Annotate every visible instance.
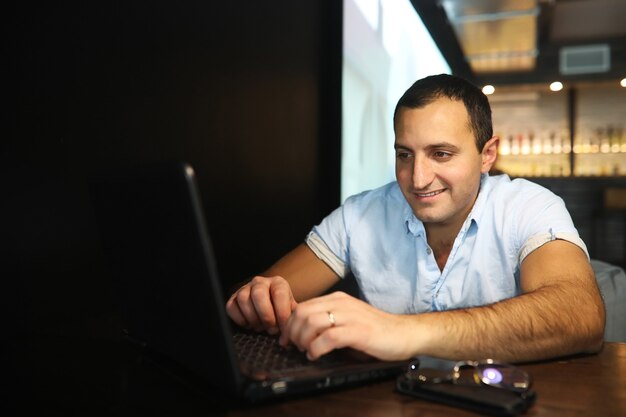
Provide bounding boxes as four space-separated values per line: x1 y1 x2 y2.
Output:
226 243 340 335
404 239 605 361
282 239 605 362
263 243 342 302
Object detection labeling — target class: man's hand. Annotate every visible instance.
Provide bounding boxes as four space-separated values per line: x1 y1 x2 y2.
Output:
226 276 297 335
225 243 342 336
279 291 411 361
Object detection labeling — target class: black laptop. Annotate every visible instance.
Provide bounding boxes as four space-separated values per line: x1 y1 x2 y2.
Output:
92 162 408 401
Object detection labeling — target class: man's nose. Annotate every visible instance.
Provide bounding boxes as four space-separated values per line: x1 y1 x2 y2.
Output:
412 158 434 189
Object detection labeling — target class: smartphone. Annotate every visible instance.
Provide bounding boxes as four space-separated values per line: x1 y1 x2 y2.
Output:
396 369 536 417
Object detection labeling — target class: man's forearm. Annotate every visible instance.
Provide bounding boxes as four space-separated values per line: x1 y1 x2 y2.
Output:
262 243 341 302
404 284 605 362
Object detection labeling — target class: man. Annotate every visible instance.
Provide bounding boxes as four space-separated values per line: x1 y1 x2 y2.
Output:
226 74 605 363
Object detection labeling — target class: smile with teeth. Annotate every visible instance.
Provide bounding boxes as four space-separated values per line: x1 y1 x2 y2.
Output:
415 189 445 197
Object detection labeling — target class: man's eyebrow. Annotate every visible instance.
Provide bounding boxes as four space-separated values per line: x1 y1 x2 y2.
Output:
394 142 461 152
425 142 461 152
393 143 411 150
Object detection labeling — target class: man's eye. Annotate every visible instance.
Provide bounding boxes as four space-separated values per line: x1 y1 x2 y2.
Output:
396 152 412 160
433 151 451 159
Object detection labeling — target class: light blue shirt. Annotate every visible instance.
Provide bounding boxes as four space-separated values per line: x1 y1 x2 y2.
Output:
305 174 587 314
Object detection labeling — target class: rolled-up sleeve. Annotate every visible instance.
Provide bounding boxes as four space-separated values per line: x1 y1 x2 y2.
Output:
515 187 589 264
305 231 349 278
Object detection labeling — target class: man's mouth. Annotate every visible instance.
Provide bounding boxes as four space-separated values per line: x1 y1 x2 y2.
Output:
414 189 445 198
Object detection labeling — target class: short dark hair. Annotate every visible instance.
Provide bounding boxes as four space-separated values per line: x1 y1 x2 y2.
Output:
393 74 493 151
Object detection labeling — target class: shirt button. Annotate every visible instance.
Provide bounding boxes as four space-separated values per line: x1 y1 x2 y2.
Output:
426 248 432 255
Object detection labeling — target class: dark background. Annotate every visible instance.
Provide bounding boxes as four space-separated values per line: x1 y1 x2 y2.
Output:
4 1 342 339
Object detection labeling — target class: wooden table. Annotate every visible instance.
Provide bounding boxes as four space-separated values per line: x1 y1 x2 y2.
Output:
12 337 626 416
227 343 626 417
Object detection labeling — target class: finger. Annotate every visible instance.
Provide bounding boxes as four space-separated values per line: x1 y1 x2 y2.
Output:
278 314 293 346
293 310 336 352
270 283 297 331
306 326 350 360
279 303 308 347
250 283 279 334
225 296 248 328
279 294 347 347
234 287 264 331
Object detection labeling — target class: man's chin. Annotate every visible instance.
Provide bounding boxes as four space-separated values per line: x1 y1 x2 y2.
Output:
412 210 444 224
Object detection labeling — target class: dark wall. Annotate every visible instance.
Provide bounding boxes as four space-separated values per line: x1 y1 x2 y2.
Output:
4 1 342 337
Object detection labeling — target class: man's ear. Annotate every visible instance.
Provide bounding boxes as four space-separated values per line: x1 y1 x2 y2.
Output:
480 136 499 173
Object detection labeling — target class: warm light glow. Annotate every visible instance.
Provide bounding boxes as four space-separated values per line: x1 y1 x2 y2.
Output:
621 78 626 87
550 81 563 92
482 85 495 95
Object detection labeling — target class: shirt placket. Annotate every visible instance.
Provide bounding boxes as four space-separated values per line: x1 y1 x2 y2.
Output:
431 216 475 311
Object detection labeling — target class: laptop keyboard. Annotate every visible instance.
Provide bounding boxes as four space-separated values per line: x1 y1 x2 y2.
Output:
233 331 340 373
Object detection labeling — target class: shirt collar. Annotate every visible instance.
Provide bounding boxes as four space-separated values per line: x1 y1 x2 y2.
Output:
405 212 425 237
401 192 424 237
467 173 490 228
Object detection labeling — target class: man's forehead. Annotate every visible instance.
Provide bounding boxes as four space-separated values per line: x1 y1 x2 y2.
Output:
395 99 472 131
396 97 467 116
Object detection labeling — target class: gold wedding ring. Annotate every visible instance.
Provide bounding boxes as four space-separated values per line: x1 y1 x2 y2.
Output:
327 311 336 327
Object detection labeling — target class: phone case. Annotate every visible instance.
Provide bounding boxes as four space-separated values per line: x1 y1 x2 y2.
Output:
396 374 537 417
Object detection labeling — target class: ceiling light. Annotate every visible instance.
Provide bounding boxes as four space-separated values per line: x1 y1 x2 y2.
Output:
621 78 626 87
482 85 495 95
549 81 563 92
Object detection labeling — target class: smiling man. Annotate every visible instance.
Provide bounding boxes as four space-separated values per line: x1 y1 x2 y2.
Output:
226 74 605 363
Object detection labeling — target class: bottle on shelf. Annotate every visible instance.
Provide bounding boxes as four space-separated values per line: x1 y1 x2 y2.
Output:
495 127 572 178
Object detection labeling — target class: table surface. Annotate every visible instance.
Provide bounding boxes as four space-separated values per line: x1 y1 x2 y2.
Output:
10 336 626 416
228 342 626 417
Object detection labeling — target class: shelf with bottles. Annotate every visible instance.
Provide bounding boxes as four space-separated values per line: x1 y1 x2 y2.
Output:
489 80 626 178
573 124 626 176
494 129 572 177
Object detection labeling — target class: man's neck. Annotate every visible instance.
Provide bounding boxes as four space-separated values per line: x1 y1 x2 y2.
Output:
423 187 481 272
424 223 462 272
